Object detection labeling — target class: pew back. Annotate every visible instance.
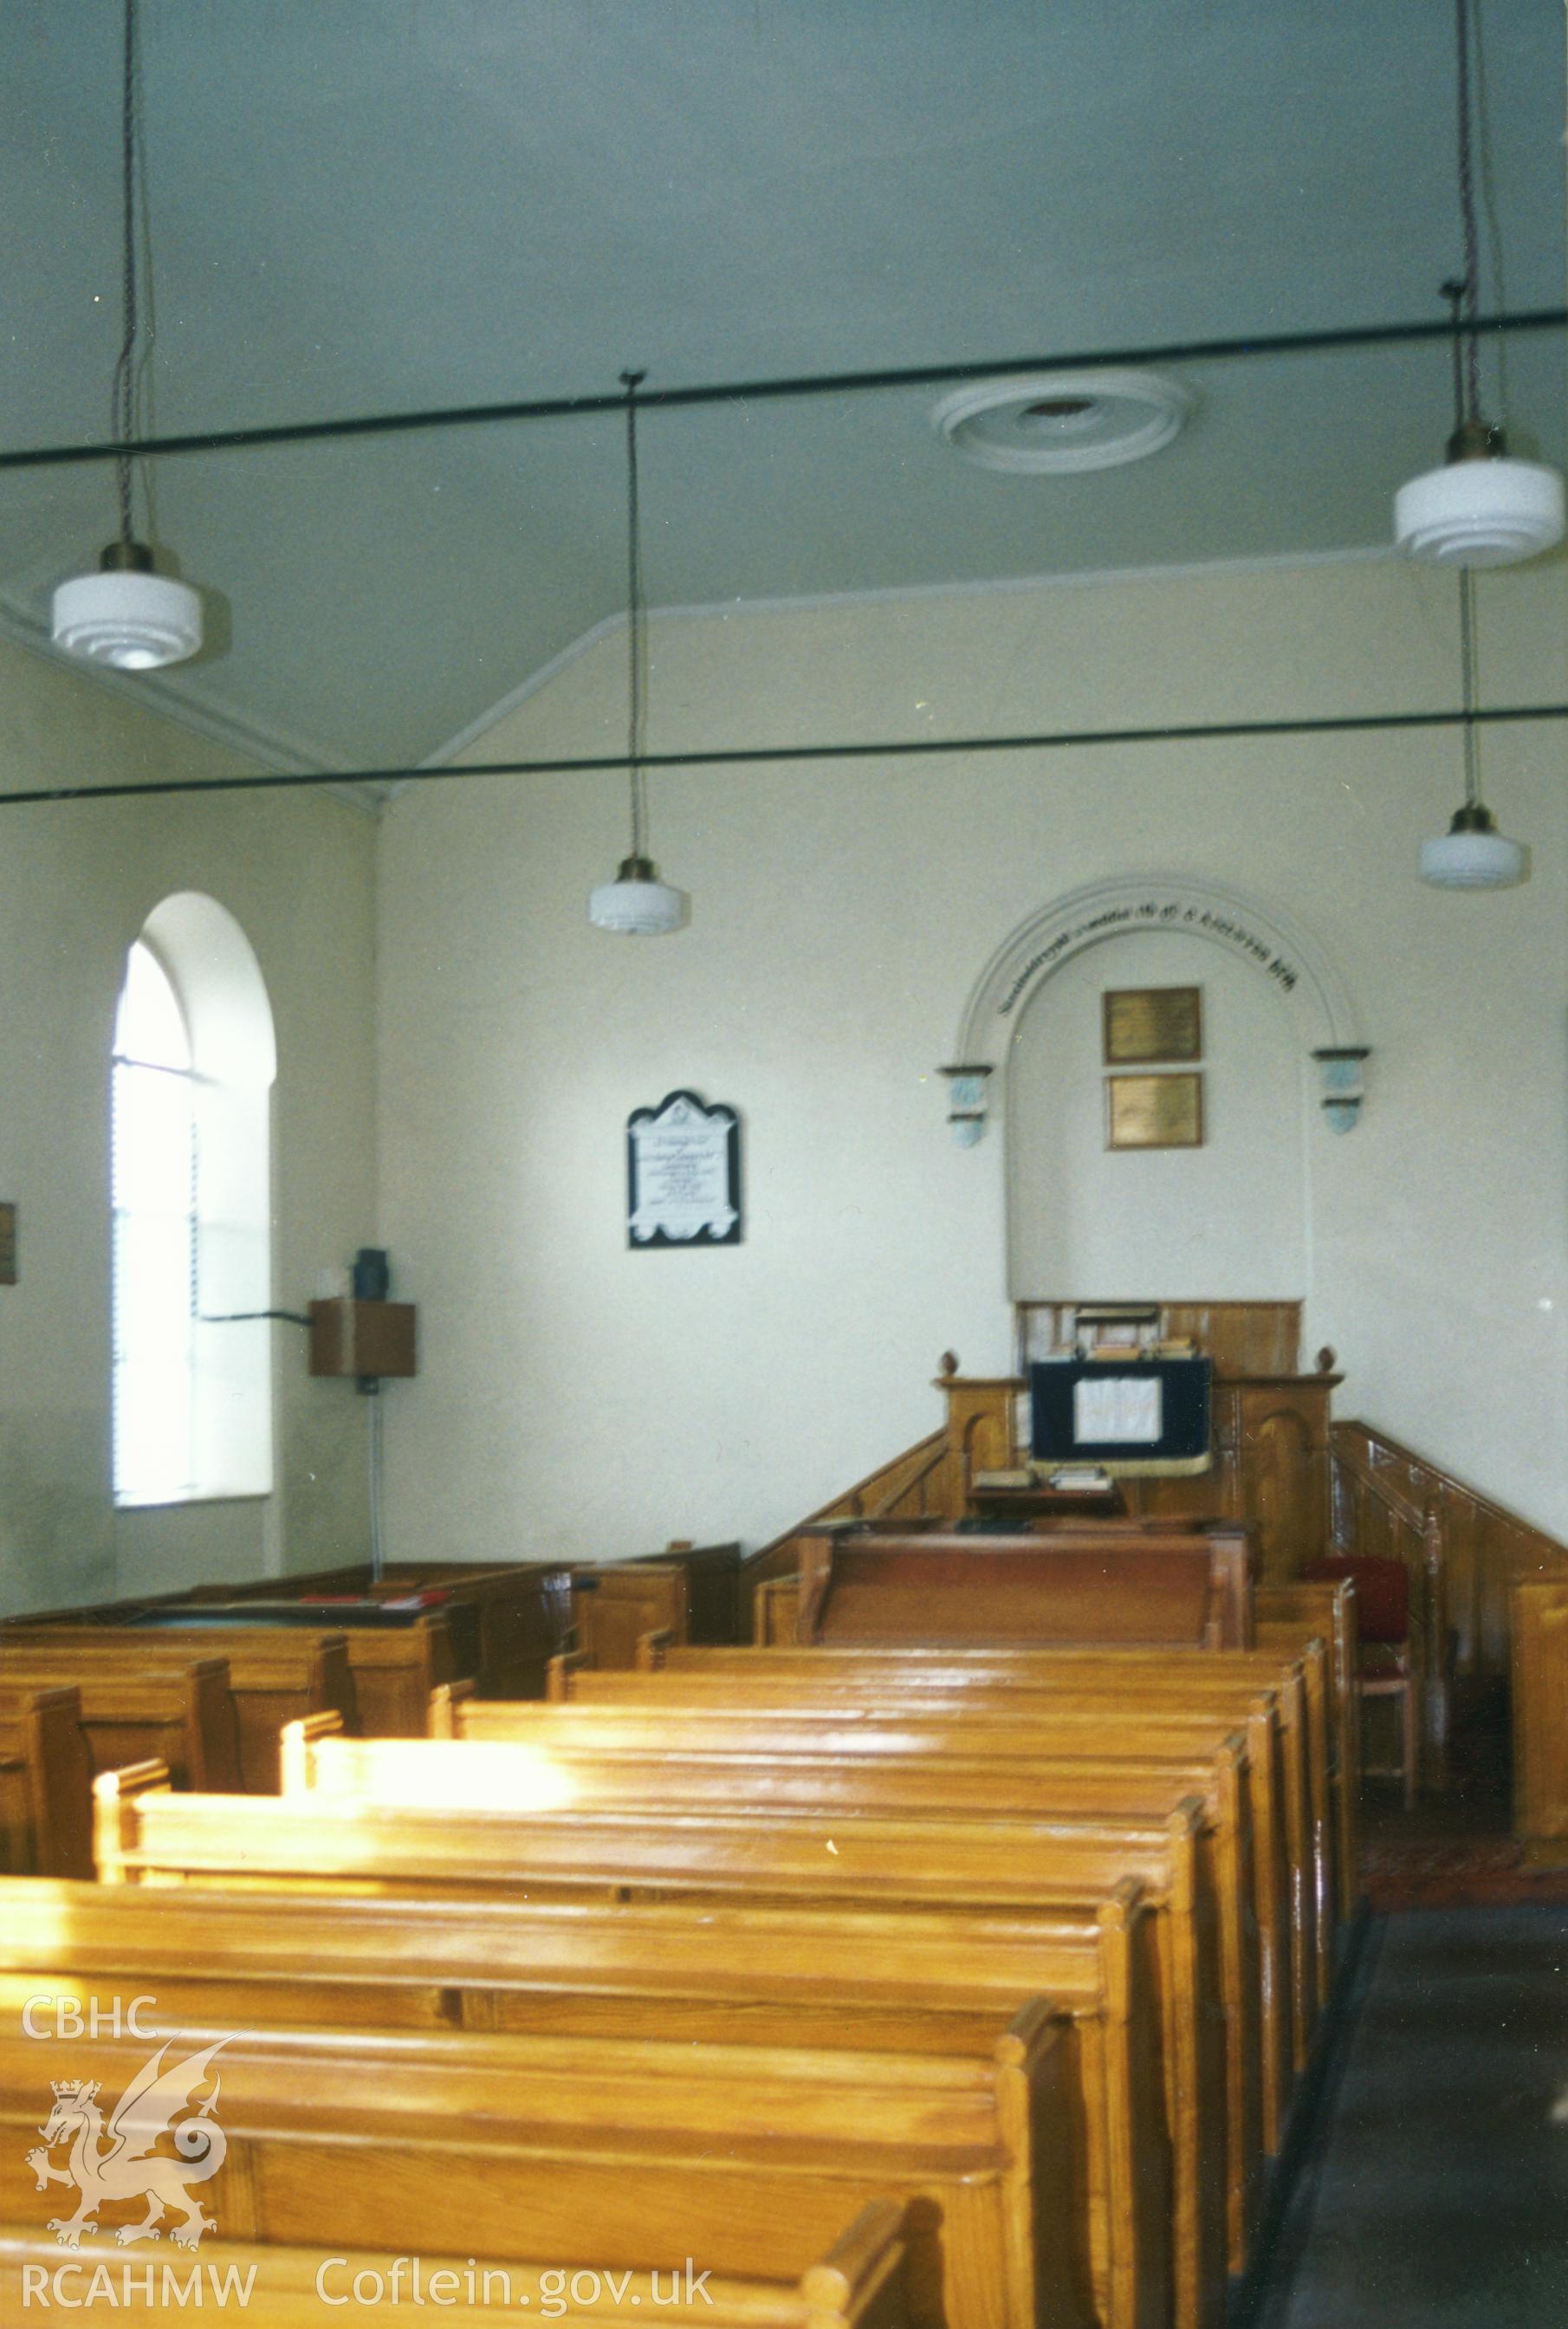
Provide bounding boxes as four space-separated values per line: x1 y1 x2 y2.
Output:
0 1684 92 1876
10 1628 353 1791
0 1645 242 1790
796 1532 1254 1651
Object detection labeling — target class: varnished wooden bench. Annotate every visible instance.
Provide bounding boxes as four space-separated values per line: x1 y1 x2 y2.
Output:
552 1647 1323 2052
617 1639 1332 2019
98 1762 1218 2329
10 1628 353 1792
794 1530 1255 1652
10 1860 1164 2329
295 1707 1261 2282
178 1560 573 1699
120 1605 456 1738
0 1897 1082 2329
572 1563 690 1668
753 1572 1357 1934
0 1645 241 1790
447 1682 1297 2157
0 1685 91 1876
1 2202 908 2329
632 1541 744 1643
1255 1578 1358 1925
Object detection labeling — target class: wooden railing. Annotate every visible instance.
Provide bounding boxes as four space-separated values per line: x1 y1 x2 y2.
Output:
737 1428 952 1629
1331 1418 1568 1683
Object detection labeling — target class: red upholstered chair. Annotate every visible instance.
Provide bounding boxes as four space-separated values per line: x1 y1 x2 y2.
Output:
1304 1555 1418 1807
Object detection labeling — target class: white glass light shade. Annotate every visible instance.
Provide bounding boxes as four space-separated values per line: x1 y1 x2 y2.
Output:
52 563 203 669
1419 807 1529 890
1395 456 1565 568
588 856 687 935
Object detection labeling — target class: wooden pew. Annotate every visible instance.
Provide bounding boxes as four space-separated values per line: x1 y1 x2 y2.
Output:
748 1576 1357 1941
51 1843 1164 2329
10 1629 353 1792
632 1541 744 1643
0 1686 92 1877
795 1531 1254 1652
1255 1578 1359 1925
452 1682 1297 2153
0 1645 242 1790
553 1647 1325 2048
0 2022 1032 2329
0 1870 1087 2329
572 1564 690 1668
1 2202 910 2329
623 1638 1332 2012
437 1667 1286 2151
295 1708 1262 2280
0 1757 40 1871
177 1560 573 1699
125 1605 456 1738
98 1764 1219 2329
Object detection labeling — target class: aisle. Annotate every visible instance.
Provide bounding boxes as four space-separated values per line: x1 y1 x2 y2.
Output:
1257 1906 1568 2328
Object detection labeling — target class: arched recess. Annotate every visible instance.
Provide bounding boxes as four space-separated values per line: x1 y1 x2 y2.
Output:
943 873 1369 1326
953 875 1365 1072
126 892 277 1501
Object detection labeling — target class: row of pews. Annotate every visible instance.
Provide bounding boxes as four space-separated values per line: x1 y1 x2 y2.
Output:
0 1545 740 1855
0 1522 1357 2329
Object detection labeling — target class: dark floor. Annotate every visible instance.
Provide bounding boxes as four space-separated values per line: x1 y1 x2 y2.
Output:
1359 1683 1568 1911
1254 1907 1568 2327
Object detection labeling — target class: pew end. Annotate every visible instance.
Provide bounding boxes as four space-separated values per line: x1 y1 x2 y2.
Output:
548 1649 595 1702
798 2199 910 2329
92 1757 172 1881
279 1710 347 1792
429 1677 476 1736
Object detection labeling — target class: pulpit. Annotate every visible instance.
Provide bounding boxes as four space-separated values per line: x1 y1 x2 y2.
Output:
937 1300 1340 1583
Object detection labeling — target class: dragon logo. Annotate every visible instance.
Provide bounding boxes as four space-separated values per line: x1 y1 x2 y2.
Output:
24 2039 228 2250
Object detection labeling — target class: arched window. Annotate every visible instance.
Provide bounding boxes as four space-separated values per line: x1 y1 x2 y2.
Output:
111 895 276 1507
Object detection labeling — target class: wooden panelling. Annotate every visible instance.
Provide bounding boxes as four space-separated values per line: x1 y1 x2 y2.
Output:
1017 1305 1302 1380
1332 1419 1568 1685
1512 1580 1568 1861
739 1430 955 1627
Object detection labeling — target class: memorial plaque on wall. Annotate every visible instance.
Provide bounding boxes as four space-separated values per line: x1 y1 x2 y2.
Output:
1106 1070 1204 1150
627 1091 742 1247
1103 984 1202 1065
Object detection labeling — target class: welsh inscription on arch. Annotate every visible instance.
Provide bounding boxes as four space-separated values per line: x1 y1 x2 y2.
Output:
998 895 1300 1018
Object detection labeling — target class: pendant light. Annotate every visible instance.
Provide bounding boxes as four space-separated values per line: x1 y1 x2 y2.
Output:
51 0 203 671
588 372 687 936
1419 569 1527 890
1393 0 1564 568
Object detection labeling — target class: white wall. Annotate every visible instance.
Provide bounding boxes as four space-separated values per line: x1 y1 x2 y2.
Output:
376 552 1568 1559
1008 931 1309 1300
0 638 379 1616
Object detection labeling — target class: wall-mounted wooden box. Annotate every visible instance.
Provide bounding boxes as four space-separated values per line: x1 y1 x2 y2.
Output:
308 1298 417 1379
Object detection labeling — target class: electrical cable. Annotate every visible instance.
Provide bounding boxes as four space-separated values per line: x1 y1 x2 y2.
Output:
0 700 1558 808
0 307 1559 476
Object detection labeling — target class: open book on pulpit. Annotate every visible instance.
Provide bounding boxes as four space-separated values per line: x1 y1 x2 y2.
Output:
1029 1353 1213 1476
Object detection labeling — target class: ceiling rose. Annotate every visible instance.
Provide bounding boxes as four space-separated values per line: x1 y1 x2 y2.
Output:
931 370 1195 475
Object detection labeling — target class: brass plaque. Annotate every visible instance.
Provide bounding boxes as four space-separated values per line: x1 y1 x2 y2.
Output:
1107 1073 1203 1151
1103 985 1202 1065
0 1203 15 1284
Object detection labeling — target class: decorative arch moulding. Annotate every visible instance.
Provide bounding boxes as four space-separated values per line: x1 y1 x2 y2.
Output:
942 875 1370 1142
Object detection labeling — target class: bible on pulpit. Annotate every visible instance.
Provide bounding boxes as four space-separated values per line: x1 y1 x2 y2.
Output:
1030 1354 1213 1476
